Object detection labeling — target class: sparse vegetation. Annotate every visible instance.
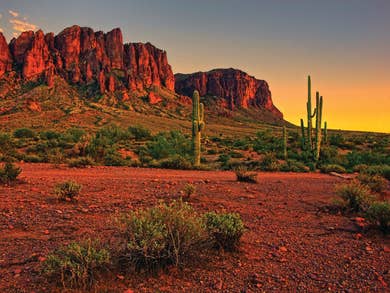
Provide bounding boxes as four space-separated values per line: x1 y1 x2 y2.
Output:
68 157 95 168
365 201 390 233
335 181 374 213
0 163 21 184
183 183 196 200
119 200 206 270
204 212 244 251
357 173 388 193
235 167 258 183
320 164 347 174
55 181 82 201
43 240 110 289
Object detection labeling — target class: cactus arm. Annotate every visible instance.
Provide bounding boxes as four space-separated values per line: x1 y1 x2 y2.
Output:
300 118 306 150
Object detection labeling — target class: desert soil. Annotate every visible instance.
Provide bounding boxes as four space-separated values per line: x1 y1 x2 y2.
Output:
0 163 389 292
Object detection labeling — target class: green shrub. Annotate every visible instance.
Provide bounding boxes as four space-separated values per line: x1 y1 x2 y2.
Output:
43 240 110 289
120 200 206 270
260 152 280 171
204 212 244 251
320 164 347 174
335 181 374 212
103 150 129 166
158 155 192 170
55 181 82 201
68 157 95 168
365 202 390 233
280 160 309 173
357 173 388 193
13 128 35 139
146 131 191 160
128 125 152 140
183 183 196 200
235 167 258 183
0 163 21 184
359 165 390 180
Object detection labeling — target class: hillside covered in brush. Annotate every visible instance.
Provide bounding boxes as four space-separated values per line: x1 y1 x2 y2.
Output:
0 25 285 131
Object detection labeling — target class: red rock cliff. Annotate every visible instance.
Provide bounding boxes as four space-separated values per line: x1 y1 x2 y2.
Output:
0 33 13 78
3 26 175 94
175 69 283 118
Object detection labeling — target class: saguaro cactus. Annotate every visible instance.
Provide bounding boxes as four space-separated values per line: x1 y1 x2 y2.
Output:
301 76 325 163
314 93 323 161
282 126 287 160
323 121 328 144
192 90 205 166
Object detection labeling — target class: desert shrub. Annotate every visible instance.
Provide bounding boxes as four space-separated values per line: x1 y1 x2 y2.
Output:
353 164 369 173
357 173 388 193
66 128 86 142
157 155 192 170
40 130 61 140
204 212 244 251
120 200 206 270
253 131 283 154
103 150 129 166
320 164 347 174
0 132 14 157
128 125 152 140
228 151 244 158
43 240 110 289
346 151 390 169
23 154 44 163
235 166 258 183
95 124 130 144
0 163 21 184
146 131 191 160
183 183 196 200
13 128 35 139
280 160 309 173
359 165 390 180
68 157 95 168
335 181 374 213
329 133 347 147
319 146 339 165
55 181 82 201
365 202 390 233
260 152 280 171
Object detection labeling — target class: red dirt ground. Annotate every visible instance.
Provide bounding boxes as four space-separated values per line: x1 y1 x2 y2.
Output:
0 163 389 292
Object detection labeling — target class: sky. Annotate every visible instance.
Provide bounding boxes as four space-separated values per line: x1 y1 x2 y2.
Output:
0 0 389 133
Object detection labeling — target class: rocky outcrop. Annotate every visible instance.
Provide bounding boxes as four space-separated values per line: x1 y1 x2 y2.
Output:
175 69 283 118
124 43 174 91
0 33 13 78
2 25 175 95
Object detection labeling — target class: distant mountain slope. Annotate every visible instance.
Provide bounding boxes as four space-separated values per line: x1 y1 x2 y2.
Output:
0 26 286 130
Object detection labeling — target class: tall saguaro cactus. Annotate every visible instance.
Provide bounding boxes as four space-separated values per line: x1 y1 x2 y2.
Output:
282 126 287 160
192 90 205 167
301 76 325 163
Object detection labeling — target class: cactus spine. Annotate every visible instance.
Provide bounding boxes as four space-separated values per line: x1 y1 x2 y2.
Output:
282 126 287 160
192 90 205 167
301 76 325 163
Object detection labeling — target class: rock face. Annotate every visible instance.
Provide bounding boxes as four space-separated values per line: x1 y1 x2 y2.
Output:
0 33 12 78
2 25 175 94
175 69 283 118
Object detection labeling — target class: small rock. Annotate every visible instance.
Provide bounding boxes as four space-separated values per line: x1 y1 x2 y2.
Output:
43 230 50 235
279 246 288 253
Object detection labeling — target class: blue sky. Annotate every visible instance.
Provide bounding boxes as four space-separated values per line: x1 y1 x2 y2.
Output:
1 0 389 132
